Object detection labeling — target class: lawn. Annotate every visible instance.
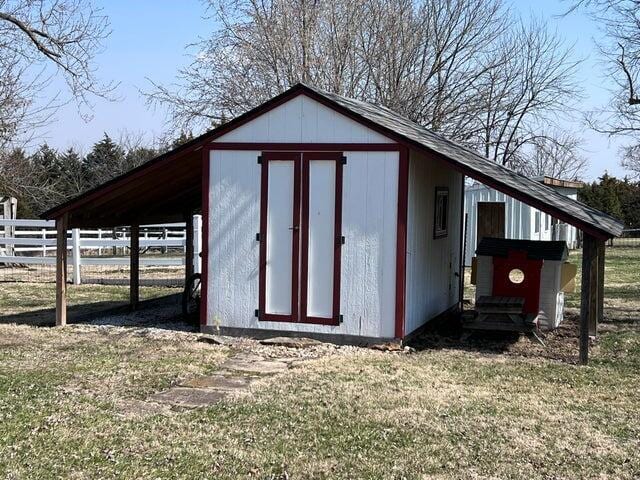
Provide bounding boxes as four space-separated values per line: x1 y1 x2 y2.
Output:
0 248 638 479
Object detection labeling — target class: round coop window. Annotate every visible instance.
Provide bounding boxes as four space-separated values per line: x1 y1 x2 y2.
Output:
508 268 525 284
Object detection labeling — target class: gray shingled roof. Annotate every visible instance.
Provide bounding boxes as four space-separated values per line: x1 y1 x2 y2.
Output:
477 238 569 261
302 84 624 238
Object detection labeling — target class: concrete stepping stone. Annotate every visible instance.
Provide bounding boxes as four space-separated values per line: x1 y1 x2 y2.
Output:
221 358 289 375
148 387 230 408
180 374 253 390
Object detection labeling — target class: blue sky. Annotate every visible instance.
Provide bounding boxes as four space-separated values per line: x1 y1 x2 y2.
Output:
37 0 628 181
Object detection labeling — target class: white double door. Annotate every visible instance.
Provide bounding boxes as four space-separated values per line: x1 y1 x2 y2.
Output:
258 151 342 325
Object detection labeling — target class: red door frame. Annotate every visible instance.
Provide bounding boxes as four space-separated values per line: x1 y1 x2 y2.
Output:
258 151 301 323
202 142 407 339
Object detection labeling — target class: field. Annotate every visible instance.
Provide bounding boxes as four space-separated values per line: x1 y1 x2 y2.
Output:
0 248 638 479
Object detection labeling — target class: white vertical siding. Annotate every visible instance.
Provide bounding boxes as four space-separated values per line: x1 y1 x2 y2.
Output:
207 150 399 338
214 95 394 144
405 150 463 336
464 185 579 265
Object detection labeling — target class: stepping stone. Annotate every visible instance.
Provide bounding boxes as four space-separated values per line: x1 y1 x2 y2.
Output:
180 374 253 390
222 358 289 375
259 336 323 348
148 387 229 408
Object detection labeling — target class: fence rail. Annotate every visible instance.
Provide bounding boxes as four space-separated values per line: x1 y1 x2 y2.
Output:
0 217 202 285
609 229 640 248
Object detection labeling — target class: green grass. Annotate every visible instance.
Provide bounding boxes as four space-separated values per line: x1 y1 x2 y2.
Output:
0 248 638 479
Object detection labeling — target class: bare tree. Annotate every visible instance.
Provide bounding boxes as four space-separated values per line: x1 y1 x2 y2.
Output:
147 0 581 174
520 130 588 179
567 0 640 176
0 0 113 149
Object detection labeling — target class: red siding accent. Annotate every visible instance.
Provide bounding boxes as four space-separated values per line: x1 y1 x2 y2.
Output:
258 151 301 323
299 152 343 326
200 149 210 326
395 147 409 339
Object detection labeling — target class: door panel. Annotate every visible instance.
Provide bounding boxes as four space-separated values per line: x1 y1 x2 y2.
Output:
259 151 341 325
306 160 336 318
265 161 295 315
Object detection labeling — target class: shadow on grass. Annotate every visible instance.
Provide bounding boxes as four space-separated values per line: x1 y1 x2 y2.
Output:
0 293 196 331
407 309 521 354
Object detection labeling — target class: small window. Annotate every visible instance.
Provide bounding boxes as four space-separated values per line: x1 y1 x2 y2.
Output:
433 187 449 239
545 214 550 231
534 211 541 233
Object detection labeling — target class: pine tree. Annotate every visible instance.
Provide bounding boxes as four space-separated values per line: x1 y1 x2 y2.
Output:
83 133 125 188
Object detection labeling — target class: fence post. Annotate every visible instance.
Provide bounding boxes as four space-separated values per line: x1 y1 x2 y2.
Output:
72 228 81 285
41 228 47 256
193 215 202 274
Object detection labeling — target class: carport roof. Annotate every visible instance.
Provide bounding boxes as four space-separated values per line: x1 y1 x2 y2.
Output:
42 83 624 238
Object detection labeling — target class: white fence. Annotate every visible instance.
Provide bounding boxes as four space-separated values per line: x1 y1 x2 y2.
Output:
0 217 202 285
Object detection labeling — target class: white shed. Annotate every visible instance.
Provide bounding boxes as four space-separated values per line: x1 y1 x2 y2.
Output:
464 178 582 266
42 84 624 351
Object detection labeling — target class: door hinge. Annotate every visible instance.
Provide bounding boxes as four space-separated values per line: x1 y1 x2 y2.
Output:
256 232 260 241
339 314 344 324
257 155 263 164
341 156 347 165
341 235 345 245
254 309 259 317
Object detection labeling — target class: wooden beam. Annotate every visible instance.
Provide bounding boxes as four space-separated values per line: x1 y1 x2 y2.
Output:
185 212 194 283
595 239 606 335
130 224 140 310
55 214 68 326
580 233 598 364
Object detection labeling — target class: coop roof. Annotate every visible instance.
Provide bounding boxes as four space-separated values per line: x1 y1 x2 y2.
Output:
476 238 569 261
42 83 624 238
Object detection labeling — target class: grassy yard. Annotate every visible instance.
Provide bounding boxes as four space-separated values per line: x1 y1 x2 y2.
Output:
0 248 638 479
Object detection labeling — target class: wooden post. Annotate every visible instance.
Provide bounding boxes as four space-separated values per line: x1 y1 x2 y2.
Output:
580 233 598 364
185 213 194 284
55 214 68 326
130 224 140 310
595 239 606 334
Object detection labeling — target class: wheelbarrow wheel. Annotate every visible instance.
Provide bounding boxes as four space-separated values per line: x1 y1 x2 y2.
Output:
182 273 202 321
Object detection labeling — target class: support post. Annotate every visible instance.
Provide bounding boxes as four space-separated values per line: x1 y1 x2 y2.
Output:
193 215 202 274
55 214 68 326
580 233 598 364
185 213 194 284
130 224 140 310
595 239 605 334
72 228 81 285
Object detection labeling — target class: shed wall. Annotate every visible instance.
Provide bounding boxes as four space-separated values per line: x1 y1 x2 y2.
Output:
215 95 394 144
464 185 578 266
206 149 399 338
405 150 463 336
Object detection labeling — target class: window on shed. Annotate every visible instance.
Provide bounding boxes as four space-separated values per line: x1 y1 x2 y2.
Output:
545 214 550 231
534 211 541 233
434 187 449 239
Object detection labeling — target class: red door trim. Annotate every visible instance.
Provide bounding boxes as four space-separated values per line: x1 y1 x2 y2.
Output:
258 151 301 323
299 152 343 326
200 148 210 326
395 146 409 338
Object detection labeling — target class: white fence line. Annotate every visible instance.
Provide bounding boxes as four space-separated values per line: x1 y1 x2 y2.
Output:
0 217 202 284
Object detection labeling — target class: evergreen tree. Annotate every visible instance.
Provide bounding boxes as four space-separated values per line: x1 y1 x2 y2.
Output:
83 133 125 188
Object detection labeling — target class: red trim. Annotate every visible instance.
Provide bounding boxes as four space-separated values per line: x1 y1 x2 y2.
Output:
299 152 343 326
395 147 409 339
258 151 301 323
211 143 399 151
200 149 210 326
